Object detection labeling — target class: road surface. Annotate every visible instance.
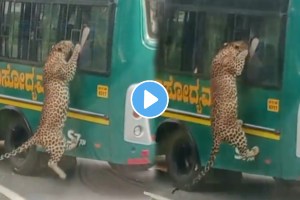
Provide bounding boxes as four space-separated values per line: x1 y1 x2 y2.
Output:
0 157 299 200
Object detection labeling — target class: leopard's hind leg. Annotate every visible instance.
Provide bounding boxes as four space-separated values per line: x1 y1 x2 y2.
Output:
227 124 259 161
46 141 67 179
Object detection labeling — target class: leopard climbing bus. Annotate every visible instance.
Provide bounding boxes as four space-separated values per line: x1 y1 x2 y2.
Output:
0 0 158 175
153 0 300 190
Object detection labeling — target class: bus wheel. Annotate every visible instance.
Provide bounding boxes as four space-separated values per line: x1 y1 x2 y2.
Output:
166 130 203 191
4 118 39 176
38 153 77 178
60 156 77 177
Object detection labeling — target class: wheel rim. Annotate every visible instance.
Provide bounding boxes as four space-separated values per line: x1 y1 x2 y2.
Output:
171 138 195 175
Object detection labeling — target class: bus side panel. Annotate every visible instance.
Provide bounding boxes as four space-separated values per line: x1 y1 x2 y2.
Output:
278 0 300 180
156 73 282 177
0 61 112 161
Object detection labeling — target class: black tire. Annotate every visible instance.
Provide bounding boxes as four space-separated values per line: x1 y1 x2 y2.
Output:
61 155 77 177
38 153 77 178
4 117 40 176
166 130 203 191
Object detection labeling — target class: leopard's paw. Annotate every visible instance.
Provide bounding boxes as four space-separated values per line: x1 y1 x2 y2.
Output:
75 44 81 52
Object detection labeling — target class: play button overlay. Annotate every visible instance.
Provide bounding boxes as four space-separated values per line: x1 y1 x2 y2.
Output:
131 80 169 119
144 90 158 109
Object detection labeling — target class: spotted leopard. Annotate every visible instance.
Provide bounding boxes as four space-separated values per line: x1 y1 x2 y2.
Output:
0 40 81 179
172 39 260 193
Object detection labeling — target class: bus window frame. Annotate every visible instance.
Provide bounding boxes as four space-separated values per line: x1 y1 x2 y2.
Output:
7 0 115 6
78 3 116 77
156 5 211 79
142 0 159 49
157 3 287 88
0 0 116 77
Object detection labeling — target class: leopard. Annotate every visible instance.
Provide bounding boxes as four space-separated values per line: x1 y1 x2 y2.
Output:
172 38 260 193
0 40 81 180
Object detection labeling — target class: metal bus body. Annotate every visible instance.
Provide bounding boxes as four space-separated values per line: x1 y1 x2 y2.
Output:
0 0 157 170
154 0 300 184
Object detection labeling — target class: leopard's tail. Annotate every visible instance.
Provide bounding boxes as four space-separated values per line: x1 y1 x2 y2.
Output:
0 135 37 161
172 140 221 194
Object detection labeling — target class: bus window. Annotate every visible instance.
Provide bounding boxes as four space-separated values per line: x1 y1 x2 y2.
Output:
54 5 111 73
157 2 286 86
157 8 228 76
0 1 113 74
0 2 52 63
14 2 42 61
0 1 10 58
196 12 285 88
158 10 203 75
40 4 60 60
77 7 110 73
242 16 285 88
0 2 21 60
161 10 186 72
204 13 285 88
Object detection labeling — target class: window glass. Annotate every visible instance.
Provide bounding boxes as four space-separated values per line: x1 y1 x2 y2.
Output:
167 0 288 12
0 1 113 74
157 4 286 87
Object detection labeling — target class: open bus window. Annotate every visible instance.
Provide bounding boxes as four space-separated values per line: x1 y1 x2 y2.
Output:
0 1 113 74
157 2 286 87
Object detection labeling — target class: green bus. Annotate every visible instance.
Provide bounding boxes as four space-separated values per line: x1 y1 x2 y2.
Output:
1 0 300 192
154 0 300 190
0 0 158 175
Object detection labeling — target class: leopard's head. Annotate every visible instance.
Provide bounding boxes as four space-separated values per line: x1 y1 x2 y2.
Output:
50 40 75 60
213 38 258 77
